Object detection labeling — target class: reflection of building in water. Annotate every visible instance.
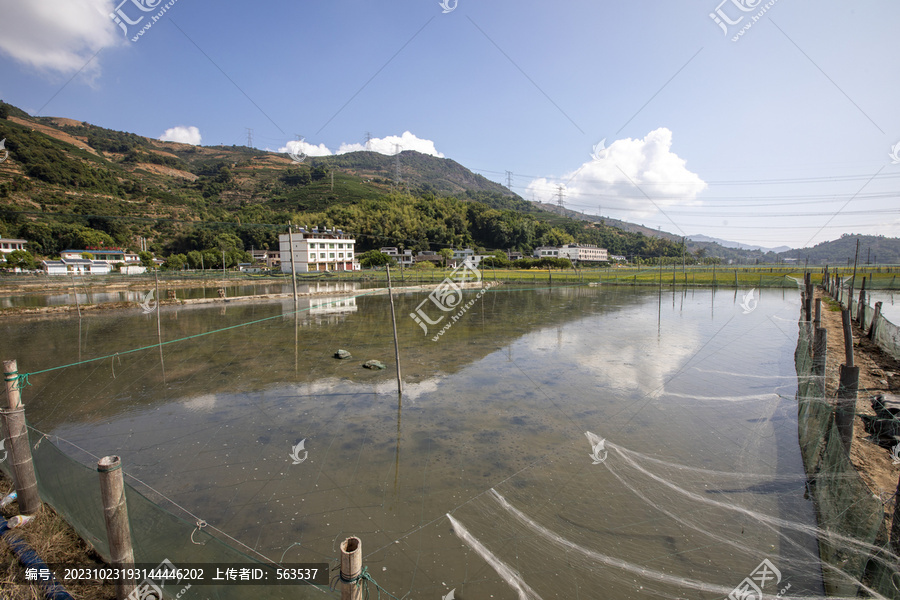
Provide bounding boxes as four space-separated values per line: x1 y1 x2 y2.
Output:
282 296 358 322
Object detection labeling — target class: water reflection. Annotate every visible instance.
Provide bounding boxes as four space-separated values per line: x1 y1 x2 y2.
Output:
0 286 826 599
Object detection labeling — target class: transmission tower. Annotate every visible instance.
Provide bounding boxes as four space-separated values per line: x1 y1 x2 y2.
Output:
394 144 401 184
506 171 513 189
246 128 253 148
365 132 373 150
556 185 566 213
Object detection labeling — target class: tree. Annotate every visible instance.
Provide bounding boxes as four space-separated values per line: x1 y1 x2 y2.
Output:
81 252 94 260
163 253 187 271
5 250 35 271
439 248 454 267
0 103 8 120
138 251 154 267
359 250 394 268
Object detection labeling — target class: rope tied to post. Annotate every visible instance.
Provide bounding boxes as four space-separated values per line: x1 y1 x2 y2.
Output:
190 519 208 545
329 565 401 600
4 370 31 391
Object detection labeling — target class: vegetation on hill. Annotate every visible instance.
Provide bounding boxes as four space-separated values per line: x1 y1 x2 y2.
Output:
1 102 895 267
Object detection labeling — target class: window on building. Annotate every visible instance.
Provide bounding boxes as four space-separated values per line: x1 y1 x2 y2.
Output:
329 244 334 249
329 253 335 258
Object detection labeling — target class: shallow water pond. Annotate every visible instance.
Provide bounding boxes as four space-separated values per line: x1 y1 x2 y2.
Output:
0 285 826 599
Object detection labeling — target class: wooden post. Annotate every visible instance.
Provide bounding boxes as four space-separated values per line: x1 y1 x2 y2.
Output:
841 308 854 368
340 536 363 600
98 456 136 600
836 365 859 455
869 301 882 340
2 360 40 515
857 278 866 324
813 328 827 397
892 475 900 555
386 266 402 396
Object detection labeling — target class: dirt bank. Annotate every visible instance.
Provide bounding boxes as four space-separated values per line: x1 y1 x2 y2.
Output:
814 287 900 525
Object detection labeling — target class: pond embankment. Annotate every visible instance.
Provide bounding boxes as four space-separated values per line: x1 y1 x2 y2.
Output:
795 282 900 597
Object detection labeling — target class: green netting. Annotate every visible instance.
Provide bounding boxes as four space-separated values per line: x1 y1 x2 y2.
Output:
849 294 900 361
794 322 900 598
4 424 335 599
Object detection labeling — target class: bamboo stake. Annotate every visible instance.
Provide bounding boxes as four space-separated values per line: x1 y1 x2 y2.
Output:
340 536 363 600
2 359 40 515
98 456 136 599
386 266 402 395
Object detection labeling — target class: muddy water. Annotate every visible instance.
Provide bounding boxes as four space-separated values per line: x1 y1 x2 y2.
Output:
0 285 824 599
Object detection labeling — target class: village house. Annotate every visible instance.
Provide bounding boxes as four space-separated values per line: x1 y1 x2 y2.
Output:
279 227 358 273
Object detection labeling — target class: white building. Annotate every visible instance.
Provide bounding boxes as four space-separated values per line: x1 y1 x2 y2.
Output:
533 246 559 258
379 247 414 268
42 258 112 275
0 239 27 254
558 244 608 263
280 227 358 273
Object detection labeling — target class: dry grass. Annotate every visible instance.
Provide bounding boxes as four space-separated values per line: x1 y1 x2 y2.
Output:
0 471 116 599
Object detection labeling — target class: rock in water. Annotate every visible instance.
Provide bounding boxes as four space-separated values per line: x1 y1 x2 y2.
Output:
363 360 386 370
334 349 352 359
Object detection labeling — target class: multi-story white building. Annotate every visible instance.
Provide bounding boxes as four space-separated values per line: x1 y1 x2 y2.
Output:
558 244 608 263
379 247 414 268
279 227 358 273
0 239 27 254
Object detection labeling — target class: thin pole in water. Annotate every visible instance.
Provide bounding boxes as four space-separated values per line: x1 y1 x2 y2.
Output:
386 266 402 395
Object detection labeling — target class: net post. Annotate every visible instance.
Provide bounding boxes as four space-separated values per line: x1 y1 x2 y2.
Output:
868 301 882 340
841 308 854 368
340 536 363 600
814 298 822 328
835 365 859 456
98 455 136 599
2 359 41 515
386 266 402 396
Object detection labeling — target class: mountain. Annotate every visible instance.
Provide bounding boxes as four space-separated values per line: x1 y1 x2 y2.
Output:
0 101 690 263
780 234 900 266
687 234 791 254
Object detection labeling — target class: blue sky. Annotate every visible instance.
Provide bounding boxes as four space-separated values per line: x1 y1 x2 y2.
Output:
1 0 898 249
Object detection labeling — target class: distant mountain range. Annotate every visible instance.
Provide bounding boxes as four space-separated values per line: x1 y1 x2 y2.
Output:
686 234 791 254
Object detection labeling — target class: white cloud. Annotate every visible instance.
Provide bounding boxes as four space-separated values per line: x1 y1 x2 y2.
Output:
159 125 201 145
337 131 444 157
277 139 333 158
0 0 119 77
276 131 444 159
526 128 706 218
